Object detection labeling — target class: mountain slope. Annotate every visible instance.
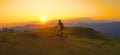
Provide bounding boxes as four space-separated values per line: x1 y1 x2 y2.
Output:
0 27 120 55
76 22 120 38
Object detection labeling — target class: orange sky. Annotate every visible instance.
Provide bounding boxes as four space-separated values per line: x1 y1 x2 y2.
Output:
0 0 120 25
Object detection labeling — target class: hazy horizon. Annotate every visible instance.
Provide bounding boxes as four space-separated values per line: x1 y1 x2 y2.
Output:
0 18 120 27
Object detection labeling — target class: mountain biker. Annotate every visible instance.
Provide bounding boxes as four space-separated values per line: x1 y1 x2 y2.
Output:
51 19 67 40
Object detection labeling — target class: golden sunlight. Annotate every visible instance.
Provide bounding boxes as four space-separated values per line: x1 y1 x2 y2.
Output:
40 16 47 22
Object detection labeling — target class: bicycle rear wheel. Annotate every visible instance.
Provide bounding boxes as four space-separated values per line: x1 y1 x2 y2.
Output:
59 33 67 40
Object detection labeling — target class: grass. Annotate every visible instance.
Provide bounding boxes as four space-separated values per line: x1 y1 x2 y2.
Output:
0 27 120 55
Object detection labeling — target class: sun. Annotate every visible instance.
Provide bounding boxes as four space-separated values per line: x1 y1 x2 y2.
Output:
40 16 47 22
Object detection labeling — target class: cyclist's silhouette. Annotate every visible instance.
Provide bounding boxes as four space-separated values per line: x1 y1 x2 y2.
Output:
56 20 64 34
50 19 67 40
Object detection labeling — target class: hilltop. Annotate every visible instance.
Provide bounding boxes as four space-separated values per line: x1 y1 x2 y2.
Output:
0 27 120 55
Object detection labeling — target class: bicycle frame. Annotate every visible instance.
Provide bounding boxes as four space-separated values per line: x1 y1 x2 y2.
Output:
50 27 67 40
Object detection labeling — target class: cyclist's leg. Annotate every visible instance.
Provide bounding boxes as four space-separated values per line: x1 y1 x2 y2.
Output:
60 29 68 40
59 29 63 35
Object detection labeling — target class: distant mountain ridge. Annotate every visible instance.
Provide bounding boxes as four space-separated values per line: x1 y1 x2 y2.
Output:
76 22 120 38
0 19 120 39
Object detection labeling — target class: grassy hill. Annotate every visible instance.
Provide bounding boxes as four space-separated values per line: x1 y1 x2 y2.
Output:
0 27 120 55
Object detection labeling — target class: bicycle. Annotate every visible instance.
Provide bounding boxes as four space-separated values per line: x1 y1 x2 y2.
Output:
50 27 67 40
